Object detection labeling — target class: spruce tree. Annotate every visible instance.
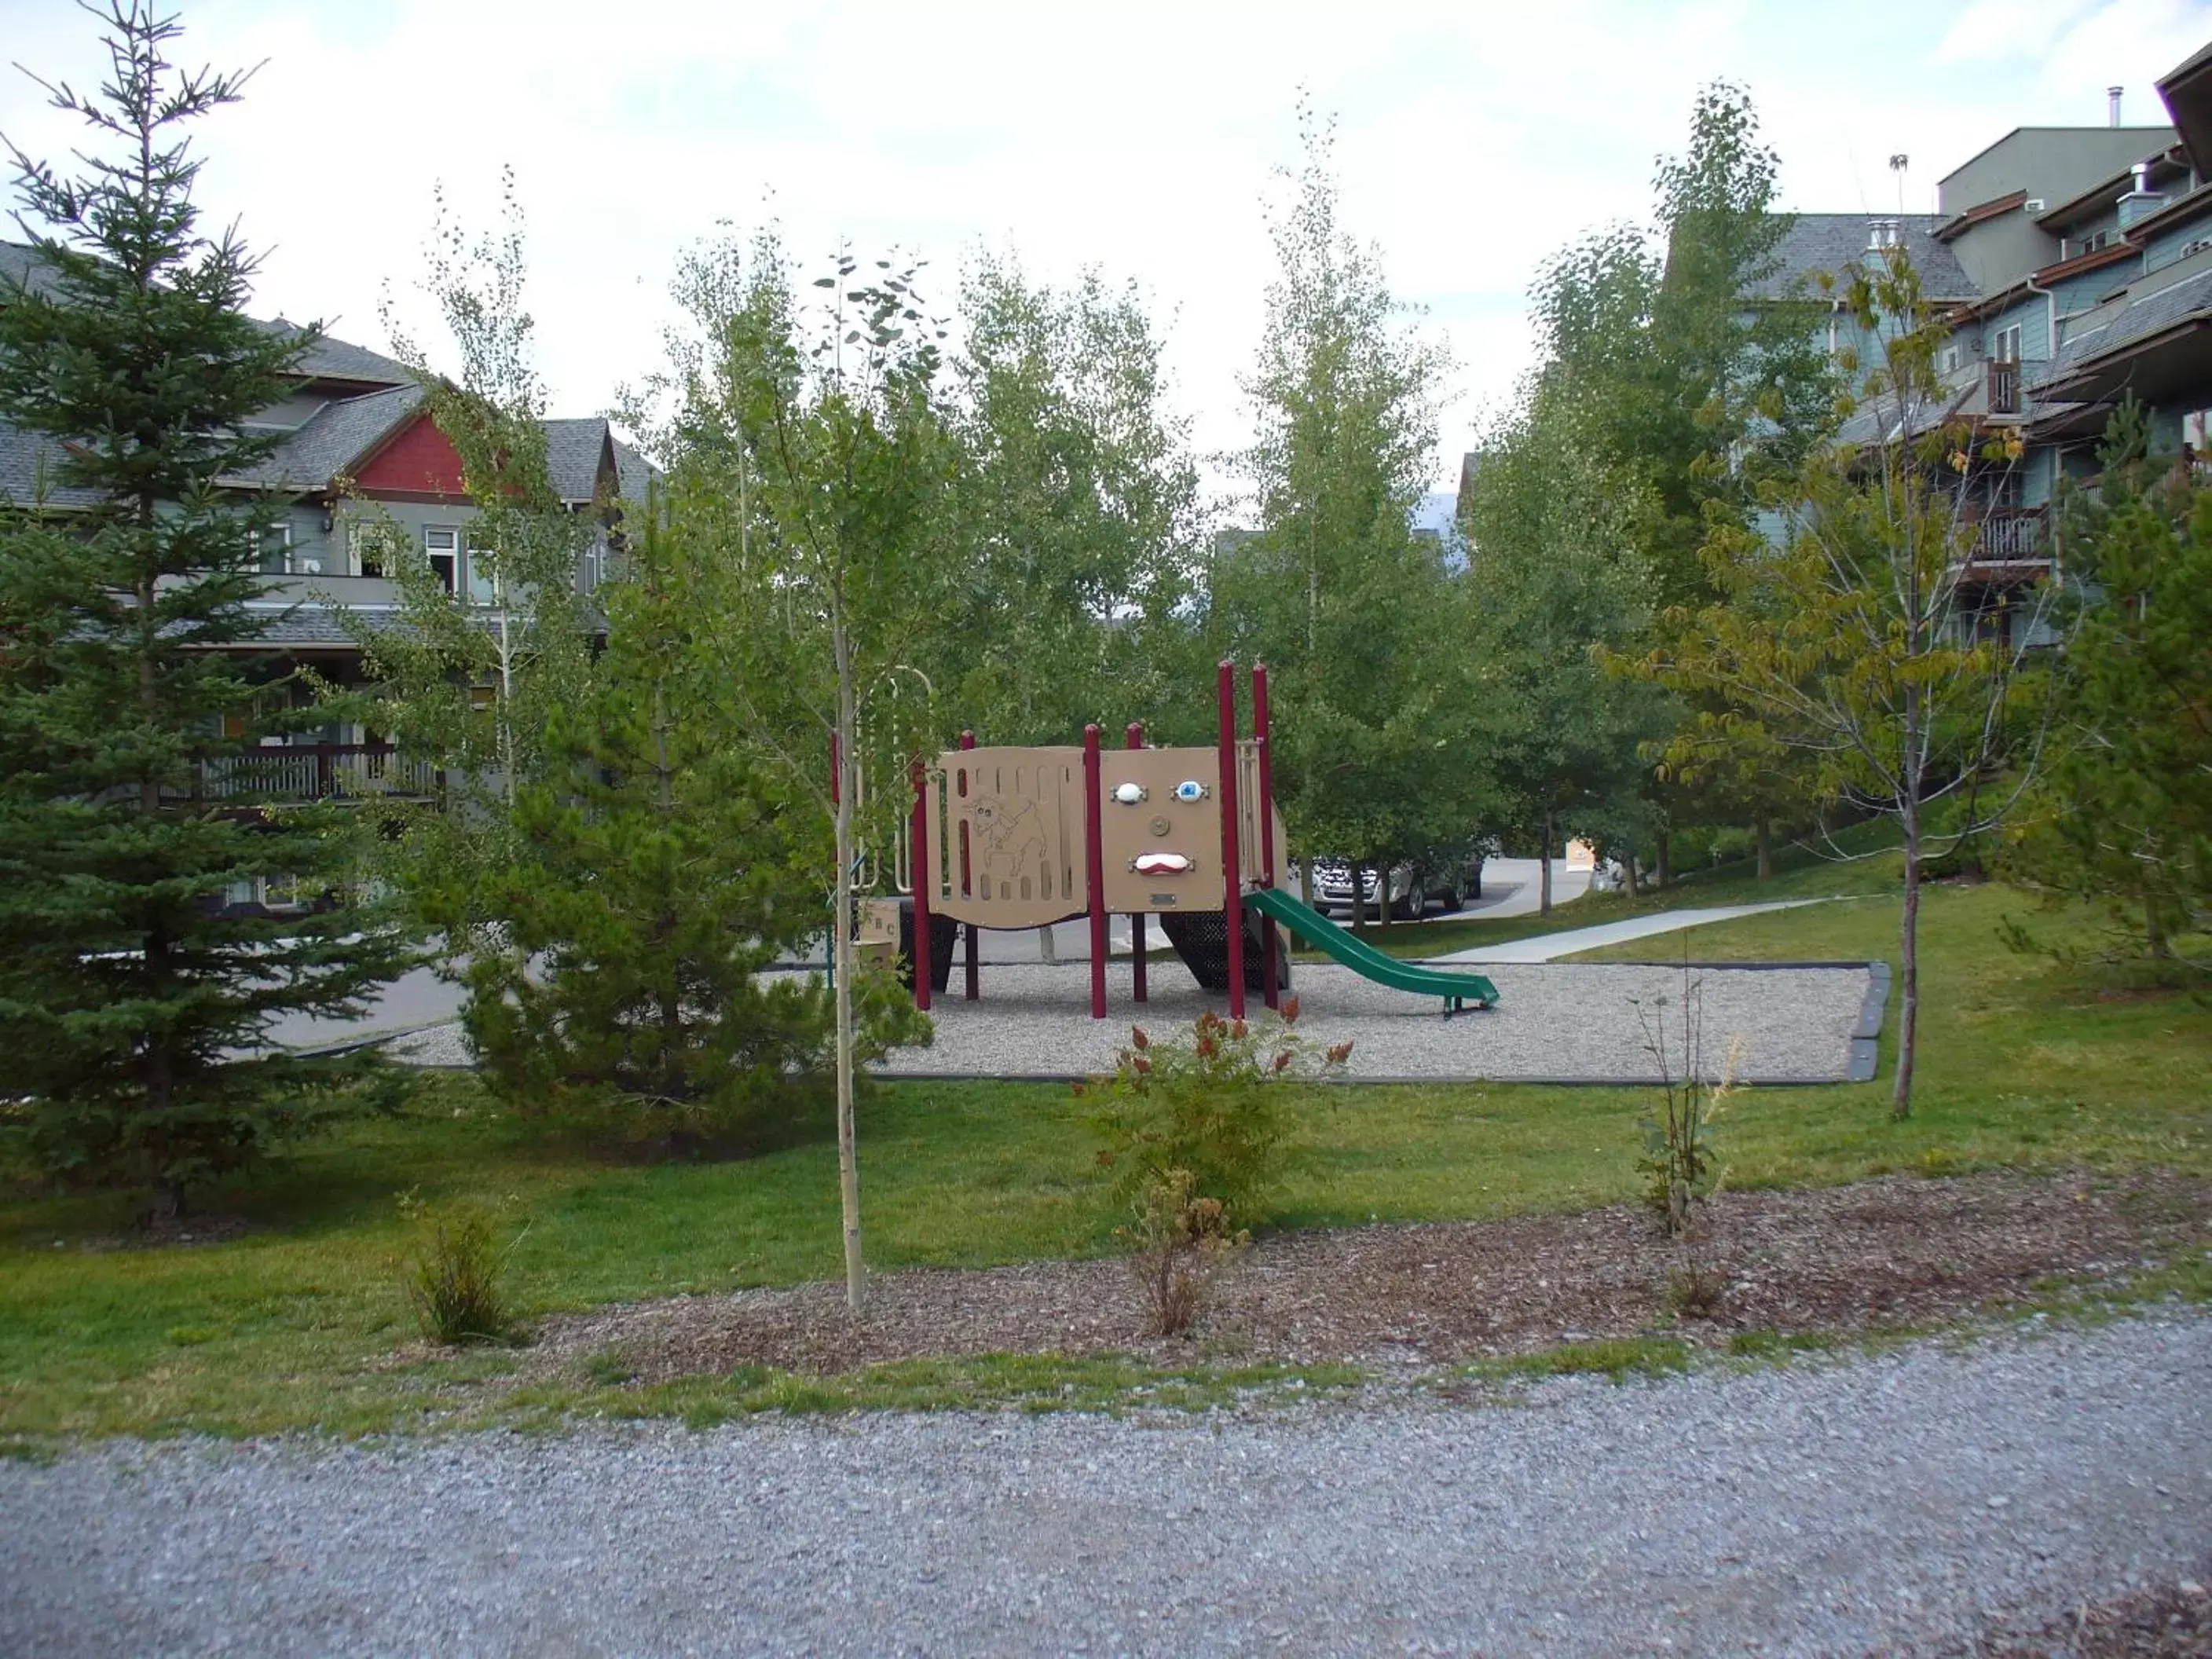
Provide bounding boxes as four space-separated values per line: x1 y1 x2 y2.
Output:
0 2 410 1217
433 500 916 1134
2007 401 2212 973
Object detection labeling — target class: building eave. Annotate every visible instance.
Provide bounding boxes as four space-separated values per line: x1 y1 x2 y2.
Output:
1935 189 2029 242
2116 181 2212 244
2035 145 2192 229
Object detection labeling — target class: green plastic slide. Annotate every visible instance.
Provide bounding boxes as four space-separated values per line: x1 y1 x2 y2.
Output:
1242 886 1500 1014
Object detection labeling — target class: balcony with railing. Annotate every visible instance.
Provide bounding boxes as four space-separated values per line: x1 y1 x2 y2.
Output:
1960 504 2051 582
197 743 438 804
1985 358 2021 417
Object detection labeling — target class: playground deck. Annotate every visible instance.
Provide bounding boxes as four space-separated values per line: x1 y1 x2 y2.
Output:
873 959 1883 1086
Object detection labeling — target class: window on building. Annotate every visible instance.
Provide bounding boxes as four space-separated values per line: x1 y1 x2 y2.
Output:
424 526 460 595
468 683 497 713
251 521 293 574
346 521 400 578
467 533 498 606
1993 324 2021 364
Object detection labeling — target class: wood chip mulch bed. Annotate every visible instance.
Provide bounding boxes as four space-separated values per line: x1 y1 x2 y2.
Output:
519 1171 2211 1386
1976 1569 2212 1657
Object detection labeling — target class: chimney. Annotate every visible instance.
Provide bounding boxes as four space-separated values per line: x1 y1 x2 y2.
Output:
2109 86 2123 126
2119 156 2167 229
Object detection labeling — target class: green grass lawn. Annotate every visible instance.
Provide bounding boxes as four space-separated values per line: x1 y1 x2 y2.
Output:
1314 822 1897 961
2 861 2206 1441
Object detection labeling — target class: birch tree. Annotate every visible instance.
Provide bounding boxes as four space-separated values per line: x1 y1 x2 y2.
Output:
931 253 1201 743
1625 247 2053 1116
636 233 957 1311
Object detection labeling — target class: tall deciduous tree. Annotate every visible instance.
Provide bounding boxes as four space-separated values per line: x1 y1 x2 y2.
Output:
1537 81 1833 610
636 231 958 1311
349 176 597 925
1523 83 1830 876
0 2 409 1215
1220 103 1474 922
932 253 1200 744
1459 390 1675 910
1625 247 2052 1117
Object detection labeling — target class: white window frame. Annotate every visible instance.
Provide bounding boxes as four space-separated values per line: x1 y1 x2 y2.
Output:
424 526 460 595
346 521 401 579
251 521 293 574
1993 324 2022 364
466 530 498 606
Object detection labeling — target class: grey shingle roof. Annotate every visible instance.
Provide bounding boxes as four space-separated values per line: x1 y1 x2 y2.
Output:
1832 361 1982 446
0 420 106 510
612 438 655 509
0 240 66 300
541 417 612 504
5 240 412 388
2034 262 2212 390
226 383 424 489
251 320 415 387
228 602 593 648
5 241 610 513
1748 215 1977 302
230 603 387 646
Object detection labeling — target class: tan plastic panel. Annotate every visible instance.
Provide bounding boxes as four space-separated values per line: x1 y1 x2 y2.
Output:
1236 741 1291 888
928 746 1089 928
1098 746 1225 914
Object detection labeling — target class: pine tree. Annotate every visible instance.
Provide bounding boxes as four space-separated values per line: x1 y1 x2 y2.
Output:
438 500 917 1132
0 2 411 1216
2006 400 2212 975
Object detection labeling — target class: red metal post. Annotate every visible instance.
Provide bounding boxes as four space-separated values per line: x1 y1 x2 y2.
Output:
1217 661 1246 1020
1252 662 1280 1010
1083 723 1108 1020
910 756 932 1012
958 730 979 1002
1126 722 1147 1005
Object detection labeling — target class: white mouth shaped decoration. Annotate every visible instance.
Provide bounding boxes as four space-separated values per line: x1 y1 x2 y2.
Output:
1111 782 1148 804
1131 852 1194 876
1173 780 1207 803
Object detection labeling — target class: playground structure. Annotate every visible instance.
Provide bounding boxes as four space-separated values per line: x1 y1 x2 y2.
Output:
879 662 1502 1020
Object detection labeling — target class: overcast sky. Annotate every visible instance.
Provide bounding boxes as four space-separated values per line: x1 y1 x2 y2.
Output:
3 0 2208 497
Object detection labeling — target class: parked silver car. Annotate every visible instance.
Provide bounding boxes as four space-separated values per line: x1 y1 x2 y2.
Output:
1299 851 1482 920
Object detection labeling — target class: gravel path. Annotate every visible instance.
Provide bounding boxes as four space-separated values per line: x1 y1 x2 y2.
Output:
5 1312 2206 1657
387 960 1875 1084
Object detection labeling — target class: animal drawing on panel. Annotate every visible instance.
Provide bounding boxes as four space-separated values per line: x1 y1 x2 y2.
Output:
970 792 1051 902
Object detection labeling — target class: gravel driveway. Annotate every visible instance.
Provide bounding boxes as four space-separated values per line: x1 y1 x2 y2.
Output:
4 1312 2207 1656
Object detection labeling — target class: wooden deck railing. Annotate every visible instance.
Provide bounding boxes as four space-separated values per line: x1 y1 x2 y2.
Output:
1970 505 2046 562
1986 358 2021 416
1957 505 2052 584
199 743 437 803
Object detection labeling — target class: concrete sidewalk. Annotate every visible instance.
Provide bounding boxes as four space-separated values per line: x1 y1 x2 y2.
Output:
1427 899 1829 964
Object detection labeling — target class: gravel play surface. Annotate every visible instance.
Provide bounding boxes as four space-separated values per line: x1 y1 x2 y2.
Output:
881 959 1874 1083
386 959 1877 1084
3 1312 2206 1657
